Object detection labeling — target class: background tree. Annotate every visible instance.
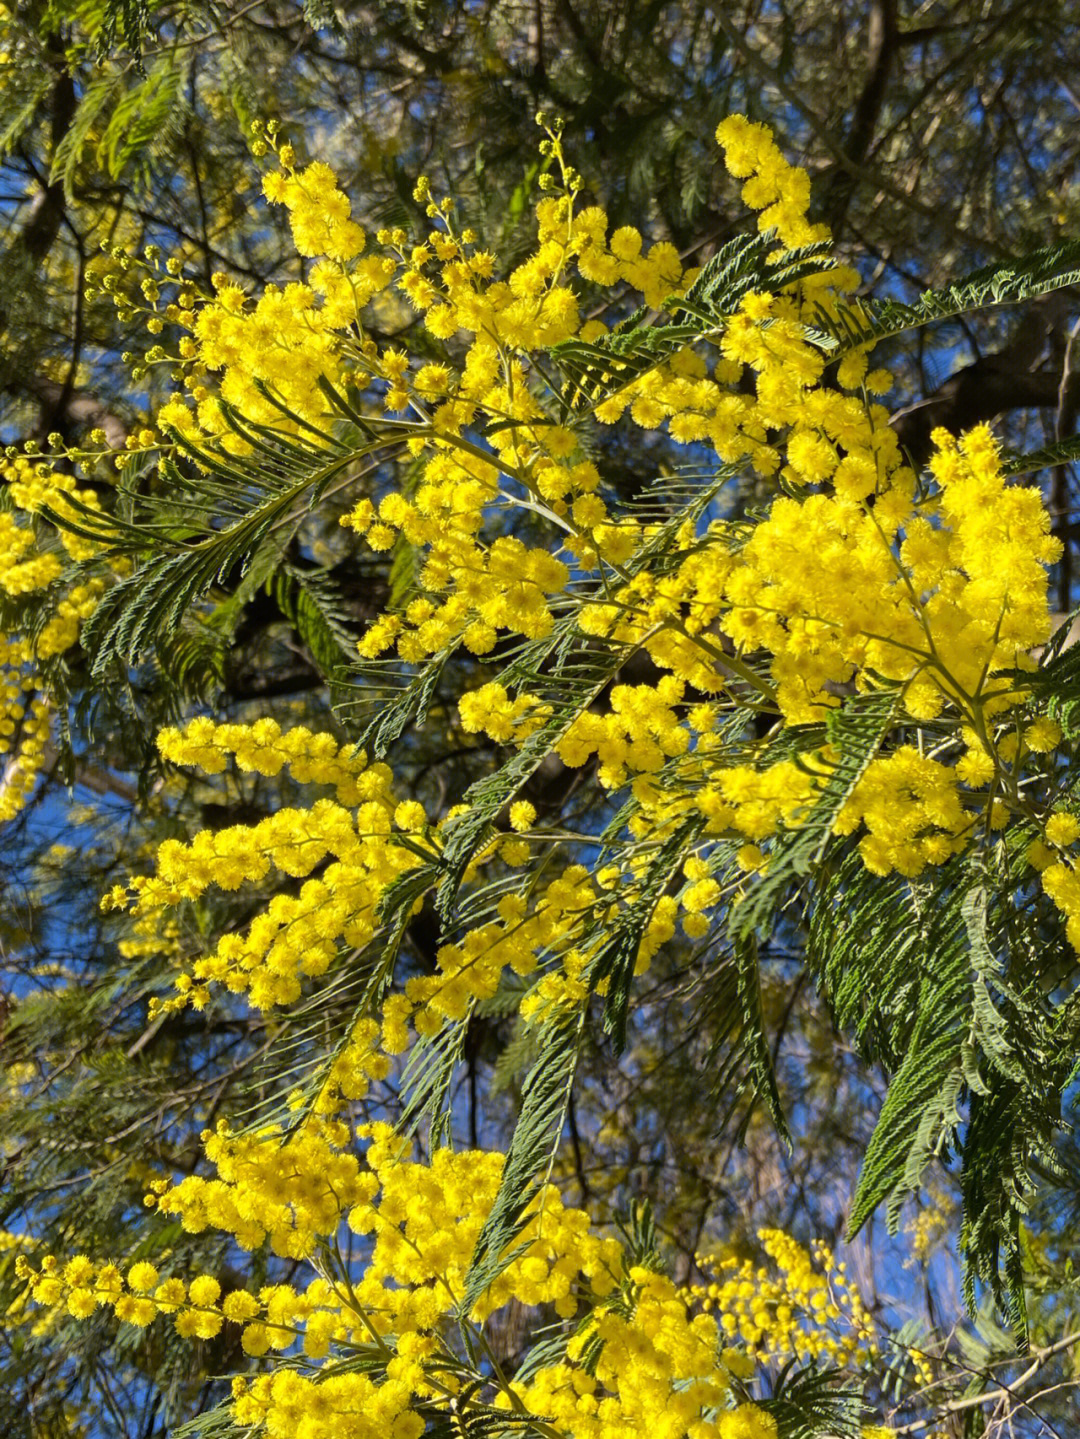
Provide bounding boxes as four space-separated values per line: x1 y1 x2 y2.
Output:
3 3 1080 1437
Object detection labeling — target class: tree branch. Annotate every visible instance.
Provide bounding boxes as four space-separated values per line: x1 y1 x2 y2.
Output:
822 0 899 234
891 295 1078 467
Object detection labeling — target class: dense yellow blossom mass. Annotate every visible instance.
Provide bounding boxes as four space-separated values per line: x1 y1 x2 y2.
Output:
84 109 1075 1039
7 108 1073 1437
21 1125 872 1439
0 453 116 819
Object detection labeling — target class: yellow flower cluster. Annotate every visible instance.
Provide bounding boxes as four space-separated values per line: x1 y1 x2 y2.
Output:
263 157 367 262
156 715 370 802
693 1230 877 1367
905 1184 955 1265
152 1115 372 1258
24 108 1080 1439
106 722 426 1014
325 139 703 657
24 1126 790 1439
0 685 50 823
110 717 666 1034
109 105 1071 951
507 1262 742 1439
1034 849 1080 950
0 454 113 820
113 693 750 1065
149 150 382 446
714 114 829 250
399 120 1067 913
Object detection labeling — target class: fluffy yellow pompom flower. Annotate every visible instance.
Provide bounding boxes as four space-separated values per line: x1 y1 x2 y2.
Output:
719 1405 779 1439
1045 812 1080 847
126 1262 159 1293
508 800 536 831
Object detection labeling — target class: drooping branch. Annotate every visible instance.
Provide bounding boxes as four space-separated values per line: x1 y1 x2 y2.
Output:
891 294 1080 468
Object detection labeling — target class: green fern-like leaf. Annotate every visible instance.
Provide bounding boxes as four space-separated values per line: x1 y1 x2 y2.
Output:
1001 431 1080 478
587 813 704 1052
49 73 120 203
731 689 898 944
100 55 185 179
489 1017 541 1097
459 1005 585 1317
819 831 1079 1340
398 1011 472 1150
762 1362 865 1439
270 565 358 693
435 629 630 918
351 651 450 757
95 0 155 61
816 239 1080 354
71 415 392 673
0 68 52 161
731 930 791 1145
